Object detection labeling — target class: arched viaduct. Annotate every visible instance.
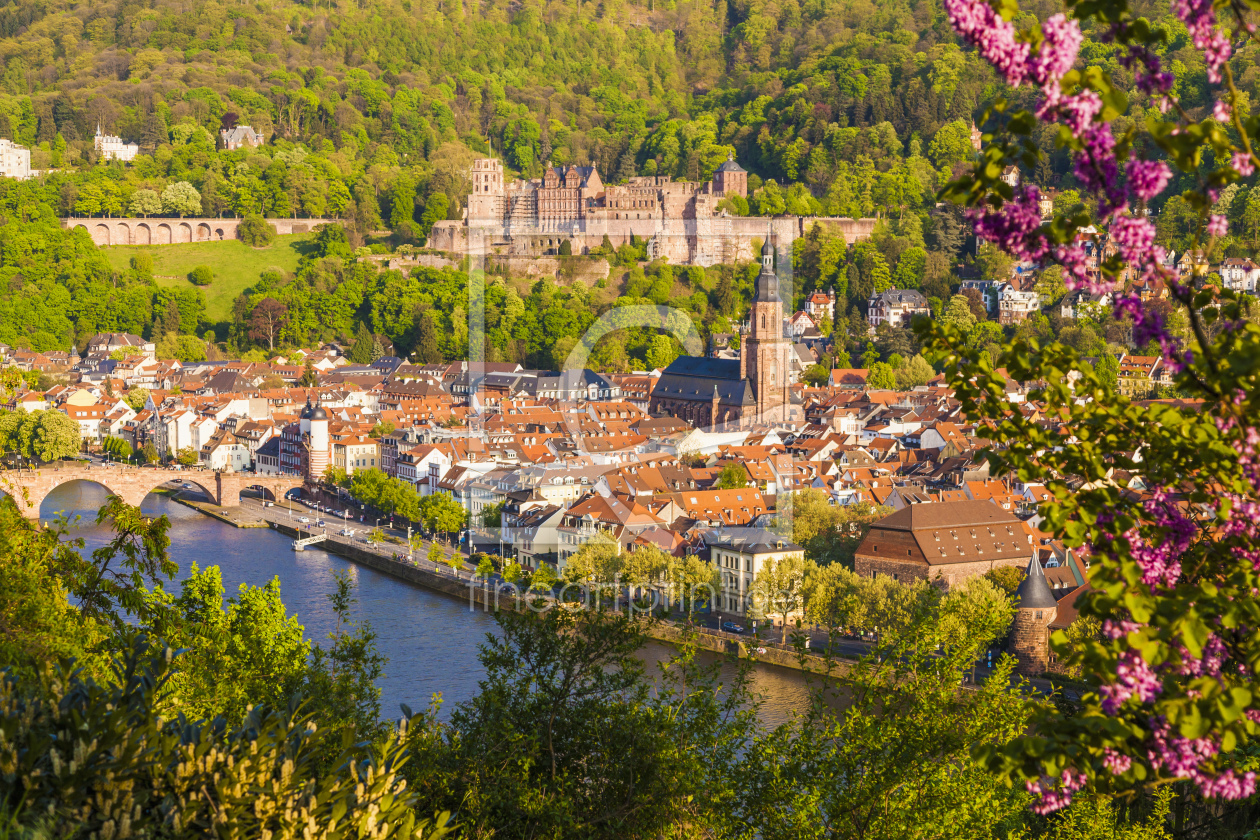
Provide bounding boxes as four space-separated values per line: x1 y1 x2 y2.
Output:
63 218 335 247
0 466 305 518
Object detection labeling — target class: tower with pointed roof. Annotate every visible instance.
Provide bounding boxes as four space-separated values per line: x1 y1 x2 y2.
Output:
744 232 791 422
1011 555 1058 675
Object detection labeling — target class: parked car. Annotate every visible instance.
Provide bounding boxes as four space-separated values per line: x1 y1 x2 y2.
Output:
721 622 746 634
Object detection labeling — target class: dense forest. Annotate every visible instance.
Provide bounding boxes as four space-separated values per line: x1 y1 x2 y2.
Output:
0 0 1254 371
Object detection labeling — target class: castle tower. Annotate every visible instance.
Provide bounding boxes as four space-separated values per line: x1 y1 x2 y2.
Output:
713 152 748 199
744 233 790 423
1011 555 1058 675
468 158 505 226
307 401 330 480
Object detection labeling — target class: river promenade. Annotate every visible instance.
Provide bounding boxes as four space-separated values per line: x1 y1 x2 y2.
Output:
177 491 863 676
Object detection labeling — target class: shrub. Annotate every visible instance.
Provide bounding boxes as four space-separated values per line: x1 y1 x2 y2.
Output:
188 265 214 286
238 213 277 247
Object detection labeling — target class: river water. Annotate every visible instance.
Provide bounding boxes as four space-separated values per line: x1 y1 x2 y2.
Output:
41 481 815 726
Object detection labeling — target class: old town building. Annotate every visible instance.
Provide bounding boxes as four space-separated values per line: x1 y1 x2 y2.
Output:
853 500 1034 589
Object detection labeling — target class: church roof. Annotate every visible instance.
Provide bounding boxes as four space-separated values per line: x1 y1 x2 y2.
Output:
652 357 755 406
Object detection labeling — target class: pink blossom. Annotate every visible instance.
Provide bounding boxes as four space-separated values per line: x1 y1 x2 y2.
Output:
1102 619 1142 640
1194 769 1257 799
1178 635 1226 677
942 0 1029 86
1026 768 1088 815
1147 717 1217 776
971 186 1048 262
1208 215 1229 237
1057 90 1103 136
1126 159 1172 202
1213 100 1233 122
1172 0 1232 83
1030 15 1083 103
1233 152 1256 177
1100 649 1163 714
1110 215 1157 264
1102 749 1133 775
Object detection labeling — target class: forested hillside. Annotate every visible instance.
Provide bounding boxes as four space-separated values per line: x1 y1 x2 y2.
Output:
0 0 1252 368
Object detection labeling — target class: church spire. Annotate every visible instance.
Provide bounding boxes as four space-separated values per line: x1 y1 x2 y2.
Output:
754 226 779 303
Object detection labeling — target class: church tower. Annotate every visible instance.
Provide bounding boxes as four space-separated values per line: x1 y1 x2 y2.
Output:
744 233 790 423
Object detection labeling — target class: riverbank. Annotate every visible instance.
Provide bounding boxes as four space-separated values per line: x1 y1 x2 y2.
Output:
259 517 851 678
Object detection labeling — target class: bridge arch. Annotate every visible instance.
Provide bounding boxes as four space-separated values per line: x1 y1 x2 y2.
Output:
156 223 172 245
134 223 150 245
0 467 305 518
177 222 193 243
197 223 211 241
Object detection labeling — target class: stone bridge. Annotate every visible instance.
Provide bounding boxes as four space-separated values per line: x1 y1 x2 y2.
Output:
0 465 305 518
63 217 336 247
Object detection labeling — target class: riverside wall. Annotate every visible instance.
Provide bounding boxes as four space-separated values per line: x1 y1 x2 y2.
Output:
266 519 848 676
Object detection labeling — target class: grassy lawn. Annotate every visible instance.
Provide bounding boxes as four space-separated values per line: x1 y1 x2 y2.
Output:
103 234 314 323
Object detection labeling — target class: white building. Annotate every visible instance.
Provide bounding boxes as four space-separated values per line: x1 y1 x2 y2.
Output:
708 528 805 616
998 287 1042 324
1219 258 1260 293
0 139 31 180
95 124 139 162
867 289 931 329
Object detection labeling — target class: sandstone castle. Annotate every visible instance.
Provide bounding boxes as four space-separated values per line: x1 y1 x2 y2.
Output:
429 155 877 266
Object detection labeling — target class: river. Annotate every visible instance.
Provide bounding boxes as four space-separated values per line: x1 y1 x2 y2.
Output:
41 481 817 726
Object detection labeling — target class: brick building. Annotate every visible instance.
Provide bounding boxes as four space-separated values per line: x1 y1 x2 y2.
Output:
852 500 1034 589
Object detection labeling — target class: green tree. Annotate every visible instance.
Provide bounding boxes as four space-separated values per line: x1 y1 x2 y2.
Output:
645 334 680 370
561 535 624 588
188 265 214 286
749 552 813 643
941 294 977 330
124 388 150 411
10 410 83 463
741 580 1025 839
1094 352 1119 394
715 461 750 489
475 554 496 577
928 119 975 172
421 492 466 538
174 446 199 467
480 501 504 528
894 354 935 388
530 563 558 592
160 181 202 217
161 564 310 725
867 361 896 389
238 213 277 247
128 188 161 217
348 321 375 364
